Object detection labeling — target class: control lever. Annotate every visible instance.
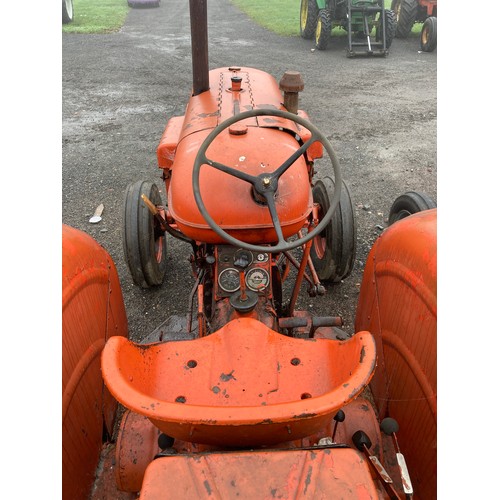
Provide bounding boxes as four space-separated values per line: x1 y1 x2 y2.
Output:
380 418 413 497
331 409 345 443
352 430 402 500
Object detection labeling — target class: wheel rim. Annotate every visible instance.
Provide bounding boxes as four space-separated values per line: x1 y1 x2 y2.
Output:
65 0 73 17
154 235 164 263
422 25 429 44
394 1 401 21
300 1 308 31
313 206 327 259
395 209 412 221
315 19 322 44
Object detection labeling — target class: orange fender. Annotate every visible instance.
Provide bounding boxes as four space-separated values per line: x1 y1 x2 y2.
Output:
355 209 437 499
62 225 128 500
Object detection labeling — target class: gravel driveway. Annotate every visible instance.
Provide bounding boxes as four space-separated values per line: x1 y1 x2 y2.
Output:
62 0 436 340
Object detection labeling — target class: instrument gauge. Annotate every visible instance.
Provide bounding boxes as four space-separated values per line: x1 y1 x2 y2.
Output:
218 268 240 293
245 268 270 292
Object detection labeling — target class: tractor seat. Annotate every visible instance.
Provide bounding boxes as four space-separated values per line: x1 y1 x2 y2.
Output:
101 318 376 447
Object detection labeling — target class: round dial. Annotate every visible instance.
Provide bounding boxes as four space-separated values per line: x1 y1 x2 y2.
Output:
245 268 270 292
218 268 240 293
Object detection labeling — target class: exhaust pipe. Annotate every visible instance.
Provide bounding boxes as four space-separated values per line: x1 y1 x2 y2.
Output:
189 0 210 96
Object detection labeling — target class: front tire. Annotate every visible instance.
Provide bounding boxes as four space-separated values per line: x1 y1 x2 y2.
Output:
310 177 357 282
300 0 318 39
123 180 167 288
315 9 332 50
62 0 74 24
376 9 397 49
388 191 436 225
420 16 437 52
391 0 418 39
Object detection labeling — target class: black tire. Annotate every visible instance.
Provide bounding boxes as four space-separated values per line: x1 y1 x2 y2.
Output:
300 0 319 39
376 9 397 49
310 177 357 282
62 0 74 24
123 180 167 288
391 0 418 39
420 16 437 52
315 9 332 50
388 191 436 225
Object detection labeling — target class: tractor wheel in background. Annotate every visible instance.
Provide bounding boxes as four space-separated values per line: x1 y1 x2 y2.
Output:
310 177 356 282
300 0 318 39
420 16 437 52
388 191 436 225
376 9 397 49
62 0 74 23
123 180 167 288
315 9 332 50
391 0 418 38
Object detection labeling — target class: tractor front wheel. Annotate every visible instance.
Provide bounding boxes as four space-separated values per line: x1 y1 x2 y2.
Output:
376 9 397 49
123 180 168 288
391 0 418 38
315 9 332 50
310 177 356 282
420 16 437 52
388 191 436 225
300 0 318 39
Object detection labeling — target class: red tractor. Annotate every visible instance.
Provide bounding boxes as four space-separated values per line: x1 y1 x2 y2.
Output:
62 1 437 498
391 0 437 51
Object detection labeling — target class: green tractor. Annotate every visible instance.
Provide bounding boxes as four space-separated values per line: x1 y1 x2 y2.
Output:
300 0 396 57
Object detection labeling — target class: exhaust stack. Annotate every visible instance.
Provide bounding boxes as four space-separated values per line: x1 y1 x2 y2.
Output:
189 0 210 96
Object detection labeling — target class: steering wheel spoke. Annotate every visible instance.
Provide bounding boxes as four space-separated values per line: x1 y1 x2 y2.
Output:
263 191 286 245
274 134 318 179
205 157 257 185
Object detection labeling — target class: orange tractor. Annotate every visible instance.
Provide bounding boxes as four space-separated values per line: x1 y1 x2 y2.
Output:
62 1 437 498
391 0 437 52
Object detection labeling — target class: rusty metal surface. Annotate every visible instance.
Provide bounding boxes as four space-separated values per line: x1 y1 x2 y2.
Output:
139 447 380 499
115 411 160 492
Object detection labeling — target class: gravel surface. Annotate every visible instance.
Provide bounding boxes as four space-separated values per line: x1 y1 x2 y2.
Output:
62 0 436 341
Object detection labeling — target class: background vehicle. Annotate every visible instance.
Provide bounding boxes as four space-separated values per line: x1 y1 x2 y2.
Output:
128 0 161 8
300 0 397 56
391 0 437 51
62 0 74 23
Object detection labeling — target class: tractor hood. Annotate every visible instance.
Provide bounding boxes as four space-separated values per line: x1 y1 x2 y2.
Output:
163 67 321 245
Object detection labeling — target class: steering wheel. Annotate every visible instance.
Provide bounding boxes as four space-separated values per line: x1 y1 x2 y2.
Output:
192 108 342 253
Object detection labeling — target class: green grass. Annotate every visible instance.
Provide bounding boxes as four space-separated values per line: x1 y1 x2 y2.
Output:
62 0 129 34
230 0 421 37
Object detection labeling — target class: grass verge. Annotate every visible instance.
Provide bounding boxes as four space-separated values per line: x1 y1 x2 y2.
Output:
62 0 129 34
